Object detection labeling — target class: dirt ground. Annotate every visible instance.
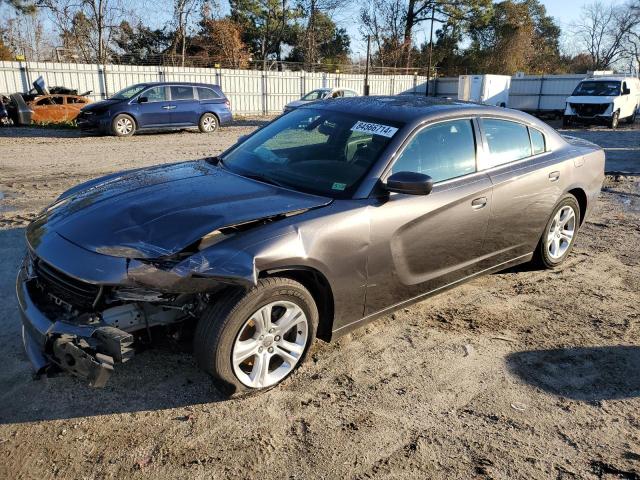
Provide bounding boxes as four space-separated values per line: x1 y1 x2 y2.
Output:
0 121 639 479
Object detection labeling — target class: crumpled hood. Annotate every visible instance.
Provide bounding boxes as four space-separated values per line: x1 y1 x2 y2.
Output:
26 161 332 259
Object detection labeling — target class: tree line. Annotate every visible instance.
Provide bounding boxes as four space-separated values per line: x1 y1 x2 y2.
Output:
1 0 639 75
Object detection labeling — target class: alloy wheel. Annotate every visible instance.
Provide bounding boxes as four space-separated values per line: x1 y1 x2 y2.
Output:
232 301 308 388
546 205 576 260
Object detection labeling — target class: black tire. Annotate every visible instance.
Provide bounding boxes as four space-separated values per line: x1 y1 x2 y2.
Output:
198 112 219 133
609 111 619 129
562 115 572 128
533 194 581 269
111 113 136 137
194 277 318 395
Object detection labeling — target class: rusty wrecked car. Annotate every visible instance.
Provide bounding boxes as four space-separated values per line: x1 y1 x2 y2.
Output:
17 96 605 392
8 77 91 125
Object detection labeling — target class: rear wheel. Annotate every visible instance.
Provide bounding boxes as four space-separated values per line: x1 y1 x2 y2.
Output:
562 115 572 128
194 277 318 394
198 113 218 133
534 195 581 269
111 114 135 137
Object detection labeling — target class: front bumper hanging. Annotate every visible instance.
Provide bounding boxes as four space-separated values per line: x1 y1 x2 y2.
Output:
17 267 135 387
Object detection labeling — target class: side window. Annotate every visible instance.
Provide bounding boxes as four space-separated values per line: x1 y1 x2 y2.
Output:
142 86 167 102
344 90 357 97
529 128 546 155
482 119 532 167
197 87 220 100
391 119 477 183
170 86 195 101
67 96 87 104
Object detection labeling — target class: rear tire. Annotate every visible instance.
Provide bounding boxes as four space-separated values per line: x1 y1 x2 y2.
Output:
194 277 318 395
562 115 572 128
533 195 581 269
198 113 218 133
111 114 136 137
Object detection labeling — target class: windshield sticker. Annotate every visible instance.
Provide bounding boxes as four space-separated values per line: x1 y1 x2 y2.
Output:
332 182 347 191
351 121 398 138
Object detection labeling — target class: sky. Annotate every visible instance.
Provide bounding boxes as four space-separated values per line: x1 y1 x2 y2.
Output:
344 0 595 56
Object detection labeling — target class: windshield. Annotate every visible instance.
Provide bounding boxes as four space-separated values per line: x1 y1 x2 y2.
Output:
221 108 403 198
572 81 621 97
110 84 147 100
301 89 329 101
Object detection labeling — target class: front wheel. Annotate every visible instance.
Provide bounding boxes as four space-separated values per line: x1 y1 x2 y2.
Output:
534 195 581 269
610 111 619 129
111 114 136 137
194 277 318 394
198 113 219 133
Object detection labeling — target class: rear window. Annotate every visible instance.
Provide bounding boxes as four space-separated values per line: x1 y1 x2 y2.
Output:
483 119 532 167
197 87 220 100
171 86 194 101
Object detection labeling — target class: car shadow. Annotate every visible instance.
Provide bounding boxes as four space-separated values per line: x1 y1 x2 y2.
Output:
506 346 640 401
0 227 229 425
0 126 81 138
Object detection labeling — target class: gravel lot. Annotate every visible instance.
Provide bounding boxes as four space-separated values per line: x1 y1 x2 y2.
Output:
0 120 639 479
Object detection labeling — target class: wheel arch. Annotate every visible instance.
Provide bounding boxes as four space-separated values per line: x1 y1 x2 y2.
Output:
567 187 587 225
259 266 335 342
112 111 138 128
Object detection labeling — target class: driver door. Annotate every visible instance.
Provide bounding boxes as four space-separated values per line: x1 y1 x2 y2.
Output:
364 118 493 315
135 86 172 128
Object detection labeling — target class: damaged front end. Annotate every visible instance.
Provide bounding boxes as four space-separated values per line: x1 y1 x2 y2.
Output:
17 251 204 387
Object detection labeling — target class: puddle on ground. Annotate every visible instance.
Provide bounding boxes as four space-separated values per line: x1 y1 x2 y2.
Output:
0 191 17 213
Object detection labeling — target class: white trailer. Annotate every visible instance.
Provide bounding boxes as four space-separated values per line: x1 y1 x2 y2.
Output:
458 74 511 106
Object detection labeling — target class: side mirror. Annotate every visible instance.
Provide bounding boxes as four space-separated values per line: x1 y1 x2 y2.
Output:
623 87 631 95
138 96 148 103
385 171 433 195
237 134 249 143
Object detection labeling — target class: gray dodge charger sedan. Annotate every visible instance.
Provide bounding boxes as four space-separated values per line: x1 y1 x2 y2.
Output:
17 96 605 392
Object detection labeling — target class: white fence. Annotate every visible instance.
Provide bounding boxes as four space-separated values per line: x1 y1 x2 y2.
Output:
0 60 589 115
0 61 428 115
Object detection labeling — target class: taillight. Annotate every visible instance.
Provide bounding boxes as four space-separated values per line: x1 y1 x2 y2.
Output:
225 100 231 110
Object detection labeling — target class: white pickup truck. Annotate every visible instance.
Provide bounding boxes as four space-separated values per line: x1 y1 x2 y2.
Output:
564 76 640 129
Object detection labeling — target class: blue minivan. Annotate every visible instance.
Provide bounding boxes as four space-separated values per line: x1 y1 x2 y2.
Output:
77 82 233 136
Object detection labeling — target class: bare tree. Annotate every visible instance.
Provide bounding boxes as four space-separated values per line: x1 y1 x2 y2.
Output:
169 0 205 66
359 0 405 67
571 0 640 71
37 0 128 64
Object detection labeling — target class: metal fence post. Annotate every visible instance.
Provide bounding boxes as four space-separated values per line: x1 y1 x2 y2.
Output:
262 71 268 115
413 74 417 94
536 75 545 113
301 72 305 96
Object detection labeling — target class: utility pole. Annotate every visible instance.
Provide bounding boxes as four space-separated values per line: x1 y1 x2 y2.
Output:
425 4 435 97
364 36 371 96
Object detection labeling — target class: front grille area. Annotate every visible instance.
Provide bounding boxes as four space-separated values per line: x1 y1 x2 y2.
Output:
571 103 609 117
34 259 102 310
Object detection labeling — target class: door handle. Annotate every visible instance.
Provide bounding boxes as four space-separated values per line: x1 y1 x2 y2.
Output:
162 105 176 110
471 197 488 209
549 171 560 182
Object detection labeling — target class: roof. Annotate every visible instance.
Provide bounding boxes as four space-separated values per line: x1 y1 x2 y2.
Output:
135 81 220 88
583 76 635 82
301 95 494 123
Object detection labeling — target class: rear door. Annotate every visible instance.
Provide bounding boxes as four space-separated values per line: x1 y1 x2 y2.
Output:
135 86 171 127
170 85 199 125
364 118 493 315
479 118 565 264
